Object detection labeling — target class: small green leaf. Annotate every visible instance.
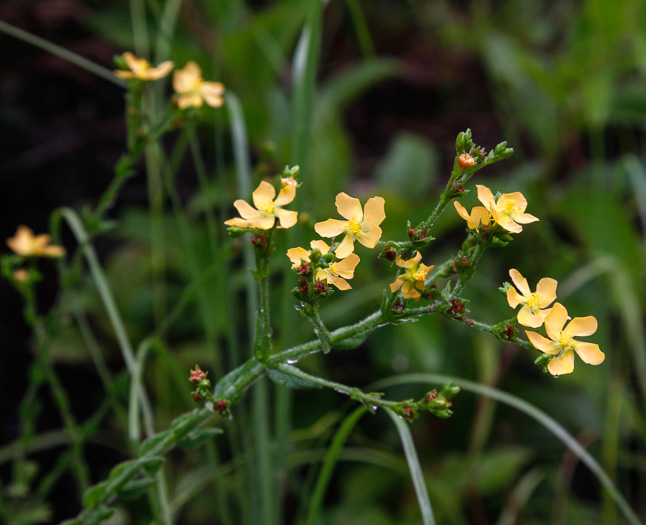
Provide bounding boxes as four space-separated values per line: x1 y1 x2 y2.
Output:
178 428 224 449
138 456 164 476
119 478 157 500
138 431 169 456
267 367 321 389
334 328 376 350
83 481 109 508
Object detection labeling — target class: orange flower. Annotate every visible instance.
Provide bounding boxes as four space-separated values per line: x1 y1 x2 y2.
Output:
476 185 538 233
225 181 297 230
389 252 434 300
7 226 65 257
114 52 173 81
286 240 359 290
173 62 224 109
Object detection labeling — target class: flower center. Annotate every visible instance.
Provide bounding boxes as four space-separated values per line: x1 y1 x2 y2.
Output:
558 332 574 350
261 201 275 214
501 199 519 216
412 269 428 282
347 220 363 236
525 293 540 310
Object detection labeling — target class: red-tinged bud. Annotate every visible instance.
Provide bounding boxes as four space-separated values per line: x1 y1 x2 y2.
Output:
250 235 266 247
315 281 328 293
384 248 396 261
215 400 227 413
462 317 474 326
193 393 203 402
427 391 437 402
449 299 464 314
172 118 184 129
189 368 206 383
461 256 469 265
503 324 515 339
401 406 415 421
297 263 311 275
458 153 476 169
392 300 405 312
451 182 464 193
418 229 427 240
408 229 417 239
299 278 308 294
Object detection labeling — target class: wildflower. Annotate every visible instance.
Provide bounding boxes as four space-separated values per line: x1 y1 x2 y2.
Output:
173 62 225 109
506 269 557 328
476 185 538 233
525 303 605 376
453 201 491 229
114 52 173 81
225 181 297 230
7 226 65 257
287 240 360 290
314 193 385 259
389 252 434 300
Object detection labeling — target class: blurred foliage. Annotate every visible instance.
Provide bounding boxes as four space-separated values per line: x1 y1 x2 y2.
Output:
1 0 646 523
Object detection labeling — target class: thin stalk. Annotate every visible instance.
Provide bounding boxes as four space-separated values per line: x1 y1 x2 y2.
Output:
59 208 155 437
372 374 643 525
304 407 367 525
344 0 376 59
0 20 124 86
385 408 436 525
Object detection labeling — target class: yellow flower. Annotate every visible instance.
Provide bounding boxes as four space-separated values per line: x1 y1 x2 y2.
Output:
225 181 297 230
525 303 605 376
114 52 174 81
506 269 557 328
453 201 491 229
286 240 359 290
476 185 538 233
314 193 385 259
7 226 65 257
173 62 225 109
389 252 434 300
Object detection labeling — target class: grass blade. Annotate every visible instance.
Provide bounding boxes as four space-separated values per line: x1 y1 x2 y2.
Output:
373 373 643 525
385 408 436 525
304 407 367 525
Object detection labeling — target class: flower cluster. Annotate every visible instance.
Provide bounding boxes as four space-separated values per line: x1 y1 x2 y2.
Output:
287 193 386 295
454 184 538 234
506 269 605 376
7 226 65 258
114 52 224 109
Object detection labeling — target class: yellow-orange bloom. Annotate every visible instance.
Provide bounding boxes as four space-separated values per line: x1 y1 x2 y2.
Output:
7 226 65 257
525 303 605 376
314 193 385 259
506 269 557 328
286 240 359 290
453 201 491 229
114 52 173 81
225 181 297 230
173 62 224 109
389 252 434 300
476 185 538 233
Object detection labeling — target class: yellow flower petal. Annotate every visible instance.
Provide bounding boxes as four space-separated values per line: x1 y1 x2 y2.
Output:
401 280 421 300
314 218 347 238
526 331 559 354
535 278 558 307
509 269 531 296
574 342 605 365
275 208 298 228
454 201 470 221
174 61 201 93
495 214 523 233
252 181 277 209
200 81 225 107
499 192 527 212
224 217 253 227
506 286 524 309
335 193 363 221
514 212 539 224
356 225 382 249
326 274 351 290
176 93 203 109
517 305 545 328
389 278 405 293
274 184 296 206
362 196 386 228
476 185 495 211
147 60 174 80
310 240 330 254
248 215 275 230
396 252 422 269
544 303 568 341
547 350 575 376
334 233 355 259
469 206 491 228
330 253 360 278
287 247 310 266
233 199 261 220
566 316 598 337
